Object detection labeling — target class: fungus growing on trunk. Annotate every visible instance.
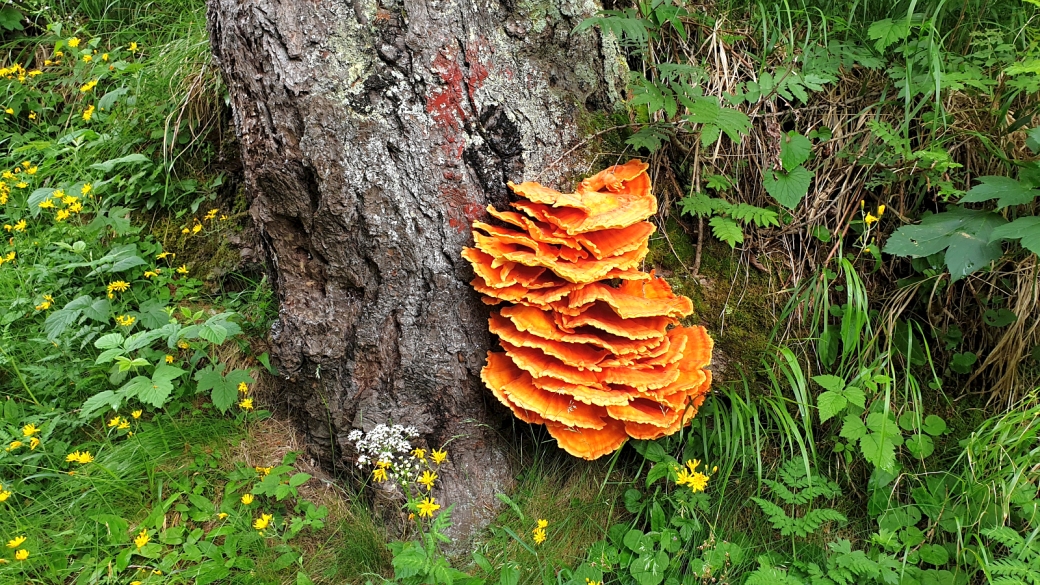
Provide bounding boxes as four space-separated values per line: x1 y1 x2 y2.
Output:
463 160 714 460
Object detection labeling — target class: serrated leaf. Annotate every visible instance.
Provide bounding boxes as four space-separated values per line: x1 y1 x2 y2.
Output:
780 132 812 172
94 333 125 350
709 216 743 247
860 433 897 471
679 193 714 217
883 207 1007 281
817 391 847 423
763 165 813 209
812 374 845 393
960 176 1040 210
95 348 126 365
990 216 1040 255
868 18 911 52
840 415 867 441
80 390 120 419
843 386 866 409
729 203 779 227
624 124 669 153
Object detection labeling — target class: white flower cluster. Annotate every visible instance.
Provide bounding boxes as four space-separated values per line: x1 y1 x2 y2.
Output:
347 424 420 474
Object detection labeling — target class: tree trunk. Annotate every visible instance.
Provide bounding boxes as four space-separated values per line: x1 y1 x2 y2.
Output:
206 0 623 538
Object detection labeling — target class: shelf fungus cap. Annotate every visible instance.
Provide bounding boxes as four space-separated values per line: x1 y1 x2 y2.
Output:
464 160 714 460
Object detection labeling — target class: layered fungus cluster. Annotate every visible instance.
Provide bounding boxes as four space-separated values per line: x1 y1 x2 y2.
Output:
462 160 714 460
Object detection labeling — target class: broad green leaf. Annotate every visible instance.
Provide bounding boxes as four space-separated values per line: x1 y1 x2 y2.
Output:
138 376 174 408
152 365 186 384
780 131 812 172
906 434 934 458
811 375 845 393
860 433 897 471
0 7 23 31
80 390 120 419
990 216 1040 255
629 551 668 585
843 386 866 409
883 207 1007 281
921 415 947 436
289 473 311 488
817 391 847 423
840 415 867 441
120 375 154 400
763 165 813 209
95 348 126 365
960 176 1040 210
94 333 125 350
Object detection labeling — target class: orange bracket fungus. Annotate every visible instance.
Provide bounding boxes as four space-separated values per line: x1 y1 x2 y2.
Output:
462 160 714 460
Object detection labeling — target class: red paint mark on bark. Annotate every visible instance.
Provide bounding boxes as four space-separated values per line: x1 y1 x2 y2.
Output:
441 186 485 233
426 39 492 138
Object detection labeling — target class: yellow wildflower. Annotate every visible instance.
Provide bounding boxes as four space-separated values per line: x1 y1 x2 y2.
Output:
34 300 50 311
688 472 710 492
411 448 426 461
67 37 80 48
115 315 136 327
14 549 27 561
239 398 253 410
28 112 36 120
176 265 188 274
55 209 70 222
373 467 388 482
26 166 36 175
156 251 173 260
177 340 189 349
12 220 25 232
82 104 95 122
533 527 546 545
255 466 272 476
22 423 39 437
38 199 54 209
117 420 130 430
431 448 448 465
106 280 130 294
3 109 11 115
418 470 437 491
107 416 121 428
29 438 39 450
134 529 148 549
218 513 228 519
129 42 138 52
864 213 879 225
81 183 91 196
241 493 254 505
165 354 174 363
82 54 92 62
15 182 26 189
878 204 886 217
79 80 98 93
62 195 78 205
101 53 109 61
253 513 272 532
238 381 249 394
191 223 202 234
204 208 218 220
6 440 22 451
0 491 10 502
68 202 83 213
131 410 142 419
417 497 440 518
180 227 190 234
6 536 25 548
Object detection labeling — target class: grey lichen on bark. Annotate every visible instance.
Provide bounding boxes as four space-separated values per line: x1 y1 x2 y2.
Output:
206 0 624 539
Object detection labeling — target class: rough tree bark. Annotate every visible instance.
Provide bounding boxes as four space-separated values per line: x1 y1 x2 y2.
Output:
206 0 624 537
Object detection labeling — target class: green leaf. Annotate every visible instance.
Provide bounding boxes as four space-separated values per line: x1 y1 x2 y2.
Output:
95 333 125 350
629 551 668 585
905 434 934 458
812 375 845 393
729 203 779 228
679 193 715 217
840 415 867 441
763 166 813 209
683 96 751 144
817 391 847 423
138 375 175 408
883 207 1007 281
918 544 949 566
0 7 24 31
499 565 519 585
780 132 812 172
860 433 897 472
921 415 946 436
868 18 911 52
990 216 1040 255
626 125 671 154
90 153 149 173
984 308 1017 327
80 390 121 419
709 216 743 247
289 473 311 488
960 176 1040 210
194 365 254 413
